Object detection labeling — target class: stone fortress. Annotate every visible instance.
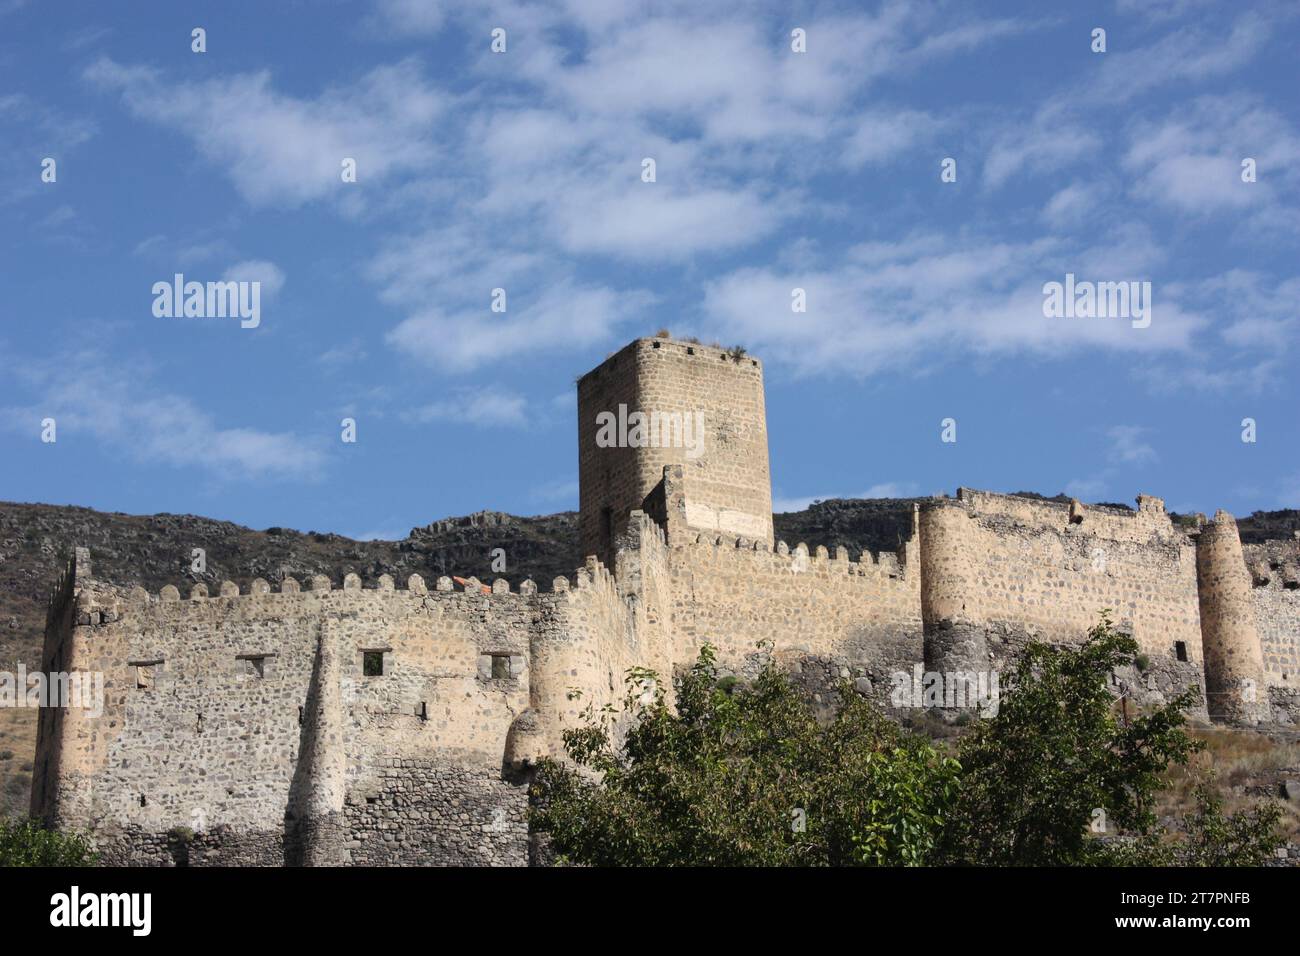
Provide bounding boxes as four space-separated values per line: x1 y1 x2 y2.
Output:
31 335 1300 866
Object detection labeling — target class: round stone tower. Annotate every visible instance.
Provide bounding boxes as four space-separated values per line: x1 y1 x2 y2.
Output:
918 498 990 673
1196 510 1268 723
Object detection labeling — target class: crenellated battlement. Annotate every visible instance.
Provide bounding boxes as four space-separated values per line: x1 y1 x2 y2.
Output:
677 531 914 581
94 570 598 611
948 487 1186 544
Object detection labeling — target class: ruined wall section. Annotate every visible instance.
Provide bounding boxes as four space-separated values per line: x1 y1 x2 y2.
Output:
523 553 655 762
919 490 1204 710
1243 536 1300 725
1243 537 1300 693
34 567 601 866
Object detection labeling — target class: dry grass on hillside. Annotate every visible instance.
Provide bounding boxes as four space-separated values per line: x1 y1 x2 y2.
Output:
1159 726 1300 841
0 709 37 819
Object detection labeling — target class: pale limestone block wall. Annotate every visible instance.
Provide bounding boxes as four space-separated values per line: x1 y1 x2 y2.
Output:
1244 539 1300 691
921 490 1202 661
665 532 922 678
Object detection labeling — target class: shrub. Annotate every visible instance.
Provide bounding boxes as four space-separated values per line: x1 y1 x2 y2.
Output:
531 645 959 866
0 818 97 866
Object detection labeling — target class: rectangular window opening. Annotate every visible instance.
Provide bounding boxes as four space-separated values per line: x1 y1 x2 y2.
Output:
130 660 163 690
1174 641 1188 662
491 654 511 680
363 650 385 677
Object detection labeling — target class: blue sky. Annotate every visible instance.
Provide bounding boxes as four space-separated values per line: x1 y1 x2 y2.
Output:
1 0 1297 539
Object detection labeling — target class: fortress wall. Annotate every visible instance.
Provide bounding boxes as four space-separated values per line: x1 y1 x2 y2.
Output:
919 492 1205 708
633 339 773 545
39 570 569 865
921 491 1202 654
529 560 644 757
1251 583 1300 689
1250 581 1300 725
578 339 645 565
30 550 82 826
1244 540 1300 692
664 532 922 703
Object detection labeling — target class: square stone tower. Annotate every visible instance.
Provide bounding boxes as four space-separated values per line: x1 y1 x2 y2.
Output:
577 335 774 565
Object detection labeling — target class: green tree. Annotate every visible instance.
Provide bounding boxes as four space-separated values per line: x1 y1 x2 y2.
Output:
532 616 1283 867
1106 780 1284 867
0 817 98 866
938 613 1202 865
530 644 959 866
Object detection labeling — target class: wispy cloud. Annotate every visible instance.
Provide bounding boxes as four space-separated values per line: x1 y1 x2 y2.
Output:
0 350 325 480
1105 425 1158 466
699 227 1201 379
405 387 531 428
84 56 445 208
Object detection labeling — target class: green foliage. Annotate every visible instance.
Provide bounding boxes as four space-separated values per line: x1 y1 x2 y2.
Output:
939 613 1202 865
532 615 1284 867
0 817 97 866
531 645 959 866
1173 781 1283 866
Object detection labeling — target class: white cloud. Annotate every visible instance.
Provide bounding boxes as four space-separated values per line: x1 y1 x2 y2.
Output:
223 259 285 298
1085 13 1269 104
1105 425 1158 466
318 340 369 368
700 229 1201 378
842 110 941 167
134 235 237 266
1041 182 1107 228
1 351 325 480
1064 477 1110 500
371 0 450 34
1122 95 1300 225
386 278 654 372
983 102 1102 189
84 56 445 208
406 388 531 428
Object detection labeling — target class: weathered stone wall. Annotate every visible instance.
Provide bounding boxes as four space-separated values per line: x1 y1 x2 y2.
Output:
578 336 773 566
1245 538 1300 694
341 760 528 866
33 563 593 865
665 531 922 711
1244 537 1300 725
918 490 1206 712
